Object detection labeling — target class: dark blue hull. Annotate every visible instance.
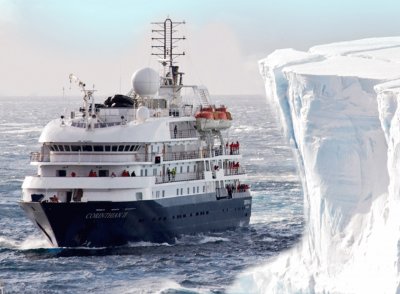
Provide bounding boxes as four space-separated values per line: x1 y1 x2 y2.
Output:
19 194 251 247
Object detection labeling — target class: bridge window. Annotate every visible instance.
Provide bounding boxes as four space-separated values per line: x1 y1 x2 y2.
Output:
82 145 92 152
93 145 103 152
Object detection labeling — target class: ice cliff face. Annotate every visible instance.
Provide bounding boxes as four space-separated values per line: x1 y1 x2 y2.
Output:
231 38 400 293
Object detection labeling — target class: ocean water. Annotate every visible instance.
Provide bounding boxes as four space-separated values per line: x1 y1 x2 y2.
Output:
0 95 303 293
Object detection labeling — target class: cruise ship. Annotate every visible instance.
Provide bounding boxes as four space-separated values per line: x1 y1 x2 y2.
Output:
19 19 252 247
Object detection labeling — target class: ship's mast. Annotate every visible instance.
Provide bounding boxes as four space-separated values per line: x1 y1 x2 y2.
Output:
151 18 186 87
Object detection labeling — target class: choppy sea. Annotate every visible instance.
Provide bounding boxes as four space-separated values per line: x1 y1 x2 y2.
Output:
0 95 303 293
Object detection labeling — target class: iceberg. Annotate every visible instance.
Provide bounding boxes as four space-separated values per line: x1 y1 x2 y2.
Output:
231 37 400 293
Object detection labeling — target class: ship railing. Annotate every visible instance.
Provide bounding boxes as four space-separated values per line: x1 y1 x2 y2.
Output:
163 150 202 161
30 152 48 162
70 121 123 128
224 167 246 176
211 147 240 157
155 172 205 184
170 129 198 139
162 148 240 162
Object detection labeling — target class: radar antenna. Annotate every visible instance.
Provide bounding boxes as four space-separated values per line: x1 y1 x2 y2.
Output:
151 18 185 86
69 74 95 120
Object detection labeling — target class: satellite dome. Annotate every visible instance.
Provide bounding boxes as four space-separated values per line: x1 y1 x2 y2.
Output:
131 67 160 97
136 106 150 122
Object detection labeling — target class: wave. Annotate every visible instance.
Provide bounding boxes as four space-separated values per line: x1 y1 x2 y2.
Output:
1 127 43 134
126 241 172 248
0 235 50 250
175 234 230 245
116 278 208 294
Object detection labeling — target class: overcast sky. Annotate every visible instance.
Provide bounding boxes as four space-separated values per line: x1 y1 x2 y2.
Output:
1 0 400 97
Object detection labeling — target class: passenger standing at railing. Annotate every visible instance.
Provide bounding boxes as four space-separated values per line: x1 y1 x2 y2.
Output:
174 125 178 138
171 168 176 180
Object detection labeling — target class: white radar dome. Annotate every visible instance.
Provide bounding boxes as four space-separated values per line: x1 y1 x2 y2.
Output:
131 67 160 97
136 106 150 122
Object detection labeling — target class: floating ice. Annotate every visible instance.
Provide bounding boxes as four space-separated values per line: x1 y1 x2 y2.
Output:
231 37 400 293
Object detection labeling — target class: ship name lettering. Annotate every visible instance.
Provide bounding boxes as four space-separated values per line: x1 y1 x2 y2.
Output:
85 212 128 219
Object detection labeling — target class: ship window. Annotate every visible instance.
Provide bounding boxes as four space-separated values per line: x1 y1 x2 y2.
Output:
71 145 80 152
140 170 143 176
187 166 189 173
206 161 210 171
153 169 157 176
124 145 130 152
176 189 179 195
187 187 190 194
105 145 111 151
180 188 183 195
180 166 183 173
145 169 148 176
194 165 197 172
162 190 165 197
193 187 195 193
52 145 59 151
129 145 135 151
136 192 143 200
56 170 66 177
203 186 205 192
99 170 109 177
118 145 124 152
156 191 160 198
58 145 64 151
64 145 70 152
49 145 55 151
197 186 199 193
112 145 118 152
82 145 92 152
93 145 103 152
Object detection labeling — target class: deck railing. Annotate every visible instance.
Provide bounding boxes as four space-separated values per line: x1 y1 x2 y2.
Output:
30 147 241 163
155 172 205 184
224 167 246 176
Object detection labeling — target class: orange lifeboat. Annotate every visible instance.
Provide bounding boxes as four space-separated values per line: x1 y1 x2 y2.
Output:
215 106 227 112
201 106 213 112
195 106 231 130
195 111 214 119
213 111 227 120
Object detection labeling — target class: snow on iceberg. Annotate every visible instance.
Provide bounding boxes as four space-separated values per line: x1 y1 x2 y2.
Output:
231 37 400 293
